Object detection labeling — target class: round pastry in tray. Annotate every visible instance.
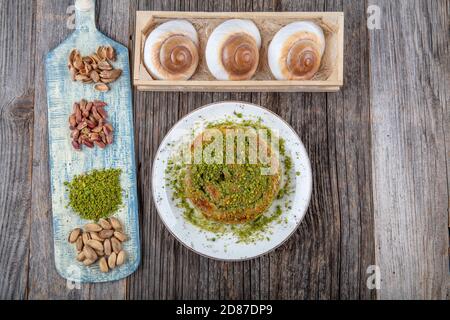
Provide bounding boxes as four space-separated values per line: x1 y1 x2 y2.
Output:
205 19 262 81
143 19 200 80
268 21 326 80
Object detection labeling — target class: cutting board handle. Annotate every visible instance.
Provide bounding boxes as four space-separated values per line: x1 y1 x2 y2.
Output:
75 0 97 32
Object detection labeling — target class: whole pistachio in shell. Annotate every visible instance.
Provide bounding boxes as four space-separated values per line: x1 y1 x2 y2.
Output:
103 238 112 256
114 231 127 242
90 232 104 242
99 229 114 239
77 251 86 262
76 236 84 252
109 217 122 231
83 259 96 266
111 237 122 254
116 250 126 266
86 239 103 252
108 252 117 269
84 223 102 232
82 232 91 245
68 228 81 243
99 218 112 230
99 257 109 273
83 245 98 261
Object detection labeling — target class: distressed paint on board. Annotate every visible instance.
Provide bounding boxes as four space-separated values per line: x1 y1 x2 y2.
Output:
45 0 140 283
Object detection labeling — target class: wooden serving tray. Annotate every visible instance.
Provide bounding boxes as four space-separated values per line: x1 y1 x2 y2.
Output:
133 11 344 92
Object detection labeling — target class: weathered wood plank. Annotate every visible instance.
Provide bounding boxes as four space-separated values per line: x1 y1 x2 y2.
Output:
1 0 445 300
369 0 449 299
28 0 90 300
261 0 374 300
0 0 35 300
329 0 375 299
127 0 375 300
253 0 375 299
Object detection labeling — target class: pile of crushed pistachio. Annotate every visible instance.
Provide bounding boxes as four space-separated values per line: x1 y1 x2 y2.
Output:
64 168 123 221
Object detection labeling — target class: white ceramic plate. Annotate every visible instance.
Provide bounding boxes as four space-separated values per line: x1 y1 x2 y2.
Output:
152 102 312 261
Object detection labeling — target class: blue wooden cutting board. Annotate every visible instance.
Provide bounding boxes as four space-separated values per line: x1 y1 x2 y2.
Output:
45 0 140 283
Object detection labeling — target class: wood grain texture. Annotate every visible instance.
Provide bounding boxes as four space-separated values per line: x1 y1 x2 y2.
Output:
126 0 375 300
0 0 447 300
369 0 449 299
0 0 35 299
29 0 90 300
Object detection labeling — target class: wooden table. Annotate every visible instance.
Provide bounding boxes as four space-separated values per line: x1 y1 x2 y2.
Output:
0 0 448 300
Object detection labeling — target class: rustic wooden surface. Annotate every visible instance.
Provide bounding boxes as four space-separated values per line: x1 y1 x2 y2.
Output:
369 0 449 299
0 0 448 300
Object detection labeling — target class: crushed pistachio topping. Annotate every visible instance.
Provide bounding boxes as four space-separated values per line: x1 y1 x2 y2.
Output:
166 118 295 243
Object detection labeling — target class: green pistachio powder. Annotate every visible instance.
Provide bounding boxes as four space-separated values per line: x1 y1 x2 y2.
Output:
64 168 123 221
166 118 296 244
